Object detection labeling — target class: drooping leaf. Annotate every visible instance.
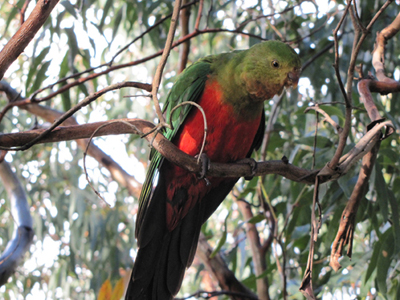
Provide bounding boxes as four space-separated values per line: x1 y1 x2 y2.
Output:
375 163 389 222
111 277 125 300
97 279 112 300
60 1 78 18
376 229 395 296
209 212 230 258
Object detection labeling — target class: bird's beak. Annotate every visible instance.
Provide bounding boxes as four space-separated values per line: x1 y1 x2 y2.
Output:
286 68 301 89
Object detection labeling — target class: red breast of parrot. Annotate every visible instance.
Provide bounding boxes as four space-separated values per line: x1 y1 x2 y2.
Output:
125 40 301 300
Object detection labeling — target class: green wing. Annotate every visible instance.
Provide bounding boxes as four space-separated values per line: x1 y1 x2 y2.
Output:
135 58 213 237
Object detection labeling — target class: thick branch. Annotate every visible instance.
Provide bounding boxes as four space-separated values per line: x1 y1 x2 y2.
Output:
330 11 400 271
0 0 60 80
330 142 380 271
0 81 142 197
373 12 400 83
237 201 270 300
0 118 318 184
196 233 258 300
329 0 392 169
0 161 34 286
0 81 152 148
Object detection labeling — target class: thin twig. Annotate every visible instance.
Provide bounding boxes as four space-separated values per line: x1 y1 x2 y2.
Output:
299 176 320 300
194 0 204 31
19 27 265 106
178 0 192 73
332 1 351 106
19 0 31 25
111 0 199 66
169 101 208 163
0 82 151 151
312 112 319 170
83 120 144 205
151 0 182 127
329 0 392 169
305 105 343 133
174 289 259 300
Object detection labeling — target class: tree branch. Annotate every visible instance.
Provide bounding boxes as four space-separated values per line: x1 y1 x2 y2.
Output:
0 80 142 198
329 0 392 169
330 10 400 270
178 0 192 73
151 0 182 127
195 233 258 300
0 118 319 184
0 81 152 148
0 161 34 285
237 200 270 300
0 0 60 80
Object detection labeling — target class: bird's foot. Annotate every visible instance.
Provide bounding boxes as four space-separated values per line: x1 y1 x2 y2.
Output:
195 153 211 186
235 158 258 180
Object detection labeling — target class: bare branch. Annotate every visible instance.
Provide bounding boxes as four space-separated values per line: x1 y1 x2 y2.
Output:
0 161 34 285
151 0 182 127
0 0 60 80
195 233 258 300
330 142 380 271
0 81 152 149
0 80 143 198
330 8 399 272
299 177 320 300
305 105 343 133
0 118 319 183
329 0 392 170
237 200 270 300
19 0 31 25
373 12 400 83
178 0 192 73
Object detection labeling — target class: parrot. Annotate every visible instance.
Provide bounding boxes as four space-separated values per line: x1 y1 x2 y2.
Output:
125 40 301 300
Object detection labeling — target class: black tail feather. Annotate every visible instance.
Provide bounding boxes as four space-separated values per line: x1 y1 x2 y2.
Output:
125 169 239 299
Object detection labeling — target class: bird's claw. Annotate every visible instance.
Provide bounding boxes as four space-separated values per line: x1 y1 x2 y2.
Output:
236 158 258 180
195 153 211 185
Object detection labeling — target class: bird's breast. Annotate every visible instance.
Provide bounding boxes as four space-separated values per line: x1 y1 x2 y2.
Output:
164 79 262 231
175 79 262 163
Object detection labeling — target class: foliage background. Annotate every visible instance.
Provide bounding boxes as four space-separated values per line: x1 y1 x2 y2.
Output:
0 0 399 299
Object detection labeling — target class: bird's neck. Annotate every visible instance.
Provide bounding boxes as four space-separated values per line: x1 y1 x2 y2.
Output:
210 53 264 120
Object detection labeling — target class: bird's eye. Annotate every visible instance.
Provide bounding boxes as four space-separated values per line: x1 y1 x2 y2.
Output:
271 60 280 68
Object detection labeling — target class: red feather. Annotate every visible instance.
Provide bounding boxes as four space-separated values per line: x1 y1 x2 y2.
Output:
165 79 261 231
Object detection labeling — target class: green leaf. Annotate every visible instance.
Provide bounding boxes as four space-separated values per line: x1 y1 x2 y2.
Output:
30 61 51 94
247 213 266 224
379 148 398 163
238 176 258 198
377 229 395 295
26 46 50 93
99 0 113 33
111 7 124 43
294 136 333 148
337 173 358 199
364 228 391 283
315 105 345 123
375 163 389 221
209 212 230 258
64 27 80 63
2 7 18 37
60 0 77 18
388 190 400 254
397 281 400 300
61 90 71 111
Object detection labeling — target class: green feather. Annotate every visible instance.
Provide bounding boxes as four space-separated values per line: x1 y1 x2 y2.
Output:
135 59 212 236
135 40 301 236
